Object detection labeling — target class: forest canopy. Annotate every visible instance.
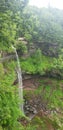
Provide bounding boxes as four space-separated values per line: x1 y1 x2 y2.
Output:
0 0 63 50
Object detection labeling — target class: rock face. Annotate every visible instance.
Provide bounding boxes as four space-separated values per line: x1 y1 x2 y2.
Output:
46 69 63 79
17 37 60 57
28 42 59 57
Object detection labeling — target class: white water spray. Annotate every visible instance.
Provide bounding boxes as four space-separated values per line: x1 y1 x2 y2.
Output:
12 46 24 113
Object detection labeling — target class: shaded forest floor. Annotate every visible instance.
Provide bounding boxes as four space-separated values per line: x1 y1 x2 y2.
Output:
20 75 63 130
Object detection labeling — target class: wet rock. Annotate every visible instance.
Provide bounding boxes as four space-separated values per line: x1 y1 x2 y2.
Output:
33 109 37 114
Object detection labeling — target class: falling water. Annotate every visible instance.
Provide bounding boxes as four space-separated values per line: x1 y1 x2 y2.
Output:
12 46 24 113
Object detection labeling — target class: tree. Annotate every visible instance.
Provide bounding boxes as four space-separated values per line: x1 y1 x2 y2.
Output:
0 12 16 50
0 0 29 50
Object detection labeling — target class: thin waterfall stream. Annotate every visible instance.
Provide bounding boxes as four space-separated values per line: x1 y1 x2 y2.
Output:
12 46 24 113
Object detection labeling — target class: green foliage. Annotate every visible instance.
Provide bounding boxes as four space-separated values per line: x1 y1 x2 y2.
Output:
22 7 63 44
0 1 63 130
21 51 53 74
0 0 29 51
24 33 32 42
51 113 63 130
0 12 16 50
53 49 63 69
49 89 63 109
1 0 63 53
0 63 4 79
21 57 36 74
16 41 27 54
0 86 20 129
0 72 21 129
0 61 22 130
32 116 47 130
24 125 37 130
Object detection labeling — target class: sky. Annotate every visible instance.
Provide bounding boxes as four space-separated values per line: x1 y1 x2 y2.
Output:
29 0 63 9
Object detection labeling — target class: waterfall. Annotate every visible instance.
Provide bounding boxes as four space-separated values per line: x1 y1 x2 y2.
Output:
12 46 24 113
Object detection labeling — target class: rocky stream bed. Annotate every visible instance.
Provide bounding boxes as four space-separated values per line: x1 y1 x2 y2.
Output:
17 74 63 130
